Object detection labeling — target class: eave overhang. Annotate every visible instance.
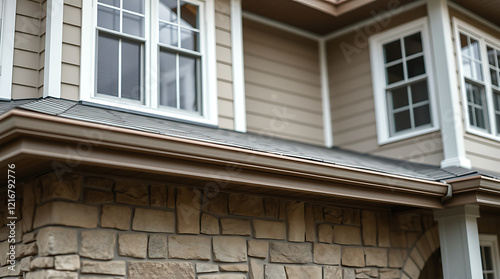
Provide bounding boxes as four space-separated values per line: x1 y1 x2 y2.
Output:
444 176 500 208
0 109 450 209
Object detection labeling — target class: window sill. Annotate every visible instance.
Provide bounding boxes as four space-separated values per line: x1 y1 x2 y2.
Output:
465 127 500 143
81 96 218 127
377 126 440 146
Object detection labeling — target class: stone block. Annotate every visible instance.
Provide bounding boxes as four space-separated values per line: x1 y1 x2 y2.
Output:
305 204 316 242
279 201 286 219
55 255 80 271
410 248 425 269
324 266 342 278
377 212 390 247
313 205 324 222
355 268 379 278
168 235 211 260
313 243 341 265
415 236 432 260
80 230 116 260
379 268 401 279
406 232 419 248
344 269 356 279
390 231 407 248
219 264 248 272
26 270 78 279
30 257 54 269
249 258 263 279
286 201 305 242
285 266 322 279
167 185 176 209
196 263 218 273
16 242 38 259
23 232 37 244
118 233 147 258
176 187 201 234
115 180 149 206
269 242 311 264
20 256 32 272
33 201 98 229
40 172 82 202
342 247 365 267
22 180 36 233
343 208 361 226
202 192 228 215
221 218 250 236
213 236 247 262
333 225 362 245
132 208 175 233
201 213 219 235
361 210 377 246
101 204 132 230
83 189 113 204
228 193 265 217
403 258 420 279
37 227 77 256
150 184 167 207
389 249 407 268
248 240 268 258
324 206 343 223
148 234 168 259
80 260 126 275
264 198 280 218
85 177 114 191
265 265 286 279
252 219 286 240
129 262 195 279
365 247 387 267
317 224 334 243
198 274 246 279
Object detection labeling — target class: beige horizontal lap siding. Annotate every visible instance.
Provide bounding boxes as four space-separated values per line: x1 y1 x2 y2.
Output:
449 7 500 173
12 0 44 99
327 6 444 165
60 0 82 101
215 0 234 130
243 19 323 146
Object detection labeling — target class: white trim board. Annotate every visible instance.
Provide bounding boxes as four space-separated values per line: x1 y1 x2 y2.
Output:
231 0 246 133
0 0 16 100
44 0 64 98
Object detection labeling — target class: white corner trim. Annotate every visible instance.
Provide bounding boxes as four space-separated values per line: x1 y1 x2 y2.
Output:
205 0 218 126
319 39 333 147
231 0 246 133
427 0 470 169
0 0 16 100
44 0 64 98
79 0 93 104
241 11 321 41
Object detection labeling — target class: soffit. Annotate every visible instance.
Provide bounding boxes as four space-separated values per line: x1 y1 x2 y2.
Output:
450 0 500 27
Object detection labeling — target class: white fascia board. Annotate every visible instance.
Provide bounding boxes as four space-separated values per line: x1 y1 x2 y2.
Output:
43 0 64 98
0 0 16 100
231 0 246 133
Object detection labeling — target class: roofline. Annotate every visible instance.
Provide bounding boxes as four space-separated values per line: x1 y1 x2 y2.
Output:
0 109 450 208
444 175 500 207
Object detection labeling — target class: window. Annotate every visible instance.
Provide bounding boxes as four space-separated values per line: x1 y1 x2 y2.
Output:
0 0 16 100
81 0 218 125
370 18 438 144
455 19 500 139
479 234 500 279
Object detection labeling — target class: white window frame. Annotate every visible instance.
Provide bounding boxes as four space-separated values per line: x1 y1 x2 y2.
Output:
0 0 16 100
480 234 500 279
454 18 500 141
80 0 218 126
369 18 439 145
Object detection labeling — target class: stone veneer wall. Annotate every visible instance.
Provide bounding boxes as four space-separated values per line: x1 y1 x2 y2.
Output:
0 172 440 279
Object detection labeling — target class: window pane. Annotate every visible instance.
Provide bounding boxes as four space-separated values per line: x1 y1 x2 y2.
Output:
484 246 493 270
496 114 500 134
486 273 494 279
180 1 198 29
386 63 404 84
495 92 500 111
121 40 142 100
159 51 177 107
462 57 472 78
159 0 178 23
407 56 425 78
384 40 402 63
404 32 423 57
411 80 429 104
460 33 469 56
390 87 408 109
99 0 119 7
97 5 120 31
491 69 498 87
179 55 199 111
470 38 481 60
487 47 496 66
123 12 144 37
181 29 198 51
159 22 178 46
97 33 119 97
414 104 431 127
394 110 411 132
475 107 486 129
123 0 144 14
473 61 483 81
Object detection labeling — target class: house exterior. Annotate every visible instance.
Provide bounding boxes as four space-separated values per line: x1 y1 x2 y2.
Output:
0 0 499 278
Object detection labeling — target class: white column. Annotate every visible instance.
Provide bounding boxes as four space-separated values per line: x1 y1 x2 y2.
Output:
44 0 64 98
434 204 482 279
427 0 471 168
231 0 246 133
319 39 333 148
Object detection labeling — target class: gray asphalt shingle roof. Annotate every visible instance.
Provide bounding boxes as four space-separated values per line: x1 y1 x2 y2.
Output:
2 98 498 182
